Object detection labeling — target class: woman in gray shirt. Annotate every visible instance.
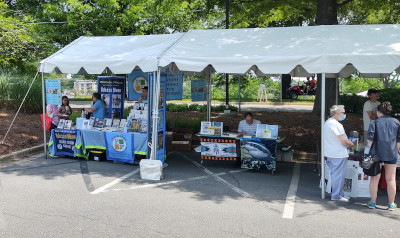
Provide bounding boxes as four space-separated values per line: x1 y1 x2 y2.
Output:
366 102 400 211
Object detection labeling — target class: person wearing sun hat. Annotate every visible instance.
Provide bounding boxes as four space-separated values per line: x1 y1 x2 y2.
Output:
363 89 380 142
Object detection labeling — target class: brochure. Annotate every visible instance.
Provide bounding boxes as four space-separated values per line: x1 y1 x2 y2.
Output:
200 121 212 135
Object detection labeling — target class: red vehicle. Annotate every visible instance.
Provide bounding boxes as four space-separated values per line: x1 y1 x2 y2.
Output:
283 82 317 100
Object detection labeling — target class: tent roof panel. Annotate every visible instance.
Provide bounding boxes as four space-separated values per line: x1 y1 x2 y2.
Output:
39 34 184 74
159 25 400 76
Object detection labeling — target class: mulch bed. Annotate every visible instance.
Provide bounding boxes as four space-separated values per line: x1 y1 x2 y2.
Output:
0 109 364 156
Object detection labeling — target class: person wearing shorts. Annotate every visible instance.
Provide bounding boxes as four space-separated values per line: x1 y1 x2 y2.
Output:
366 102 400 211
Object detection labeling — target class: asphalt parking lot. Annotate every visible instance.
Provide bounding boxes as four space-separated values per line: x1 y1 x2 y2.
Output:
1 152 399 237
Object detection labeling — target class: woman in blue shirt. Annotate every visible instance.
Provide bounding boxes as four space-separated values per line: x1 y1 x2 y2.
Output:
85 92 106 118
366 102 400 211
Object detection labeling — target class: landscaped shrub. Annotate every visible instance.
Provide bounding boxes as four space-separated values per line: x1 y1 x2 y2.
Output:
69 112 81 124
340 94 367 114
340 88 400 115
166 103 188 112
0 73 43 113
188 104 200 111
171 116 206 134
379 88 400 115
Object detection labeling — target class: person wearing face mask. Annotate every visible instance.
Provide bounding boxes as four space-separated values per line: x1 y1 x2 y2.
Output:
323 105 354 202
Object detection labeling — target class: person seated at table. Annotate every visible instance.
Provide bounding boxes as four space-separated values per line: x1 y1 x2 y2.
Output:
59 96 72 120
238 112 261 136
46 104 61 130
138 86 148 103
85 92 106 119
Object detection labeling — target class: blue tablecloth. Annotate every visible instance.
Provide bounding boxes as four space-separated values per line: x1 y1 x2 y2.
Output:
48 129 85 158
49 129 148 160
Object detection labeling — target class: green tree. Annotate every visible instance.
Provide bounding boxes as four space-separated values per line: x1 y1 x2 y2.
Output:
0 2 49 72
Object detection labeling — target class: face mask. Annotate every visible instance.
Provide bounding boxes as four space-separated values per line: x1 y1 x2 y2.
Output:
49 113 54 118
338 114 346 121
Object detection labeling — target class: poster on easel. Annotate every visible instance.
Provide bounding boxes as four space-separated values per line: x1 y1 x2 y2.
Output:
98 76 125 119
45 79 62 105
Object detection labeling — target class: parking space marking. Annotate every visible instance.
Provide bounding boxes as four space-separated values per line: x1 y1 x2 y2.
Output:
105 169 246 193
183 156 253 198
282 163 301 219
90 168 140 195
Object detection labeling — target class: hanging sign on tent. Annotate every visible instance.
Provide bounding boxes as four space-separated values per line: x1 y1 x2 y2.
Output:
98 76 125 119
45 79 61 105
128 70 183 101
191 79 207 102
164 71 183 100
127 71 149 101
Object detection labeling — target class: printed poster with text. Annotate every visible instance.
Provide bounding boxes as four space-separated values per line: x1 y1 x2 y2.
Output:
46 79 61 105
191 79 207 102
98 76 125 119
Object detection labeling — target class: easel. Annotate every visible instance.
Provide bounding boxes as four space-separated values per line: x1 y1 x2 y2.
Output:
257 84 268 102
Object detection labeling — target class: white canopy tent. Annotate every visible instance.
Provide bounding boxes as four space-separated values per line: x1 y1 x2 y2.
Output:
39 24 400 198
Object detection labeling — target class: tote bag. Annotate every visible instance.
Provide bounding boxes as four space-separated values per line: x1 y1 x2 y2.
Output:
40 113 52 131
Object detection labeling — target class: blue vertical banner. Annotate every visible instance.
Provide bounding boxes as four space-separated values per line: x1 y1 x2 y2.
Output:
97 76 125 119
191 79 207 102
45 79 62 105
105 132 135 164
164 70 183 100
156 73 167 163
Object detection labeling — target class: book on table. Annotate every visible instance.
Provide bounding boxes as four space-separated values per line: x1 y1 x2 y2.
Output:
57 119 65 129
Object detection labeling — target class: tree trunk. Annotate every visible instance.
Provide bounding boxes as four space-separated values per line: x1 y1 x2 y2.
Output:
312 74 340 116
316 0 338 25
313 0 339 116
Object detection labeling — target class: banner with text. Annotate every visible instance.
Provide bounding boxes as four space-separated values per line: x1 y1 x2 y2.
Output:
46 79 62 105
53 129 77 156
191 79 207 102
98 76 125 119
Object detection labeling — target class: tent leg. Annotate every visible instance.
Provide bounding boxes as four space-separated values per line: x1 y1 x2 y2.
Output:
280 75 282 103
207 68 211 121
150 69 161 160
42 72 47 159
321 73 326 199
238 76 241 112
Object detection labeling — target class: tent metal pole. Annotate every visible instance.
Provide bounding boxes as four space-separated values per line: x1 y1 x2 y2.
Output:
238 76 241 112
42 72 47 159
321 73 326 199
335 77 338 105
207 67 211 122
150 68 161 160
146 73 154 159
280 75 282 103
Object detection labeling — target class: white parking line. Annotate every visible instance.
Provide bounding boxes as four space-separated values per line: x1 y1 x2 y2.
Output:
106 169 246 192
183 156 253 198
282 163 301 219
90 168 140 195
